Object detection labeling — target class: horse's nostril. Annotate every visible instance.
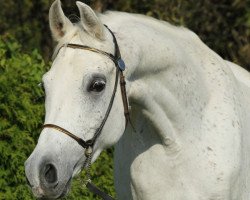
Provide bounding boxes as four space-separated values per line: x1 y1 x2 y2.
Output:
44 163 58 185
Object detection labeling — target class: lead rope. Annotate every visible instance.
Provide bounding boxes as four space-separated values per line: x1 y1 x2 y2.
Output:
82 146 115 200
119 71 136 132
84 147 93 183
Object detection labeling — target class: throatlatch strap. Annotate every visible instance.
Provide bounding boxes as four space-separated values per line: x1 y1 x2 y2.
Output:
119 71 129 126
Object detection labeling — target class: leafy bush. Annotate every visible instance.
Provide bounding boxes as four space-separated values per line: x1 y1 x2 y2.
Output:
0 0 54 61
0 35 45 200
0 35 115 199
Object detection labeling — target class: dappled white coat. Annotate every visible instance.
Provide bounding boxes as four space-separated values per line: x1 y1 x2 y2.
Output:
25 1 250 200
101 12 250 200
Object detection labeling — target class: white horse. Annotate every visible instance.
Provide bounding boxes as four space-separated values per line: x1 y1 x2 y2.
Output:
25 0 250 199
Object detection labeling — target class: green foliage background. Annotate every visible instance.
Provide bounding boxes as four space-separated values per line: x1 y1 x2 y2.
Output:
0 0 249 199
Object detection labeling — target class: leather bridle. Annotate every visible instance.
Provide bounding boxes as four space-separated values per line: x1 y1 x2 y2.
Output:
42 25 129 200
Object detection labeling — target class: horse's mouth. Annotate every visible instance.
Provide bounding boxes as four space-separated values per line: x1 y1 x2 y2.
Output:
56 178 72 199
27 177 72 200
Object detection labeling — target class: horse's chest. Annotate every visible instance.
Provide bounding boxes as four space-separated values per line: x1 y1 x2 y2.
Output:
129 145 186 200
115 143 235 200
114 127 241 200
115 141 201 200
114 125 198 199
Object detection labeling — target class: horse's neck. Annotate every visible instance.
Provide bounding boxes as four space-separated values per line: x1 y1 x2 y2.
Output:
110 14 213 146
104 13 250 200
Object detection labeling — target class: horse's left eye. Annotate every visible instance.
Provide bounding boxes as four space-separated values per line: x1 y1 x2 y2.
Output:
88 79 106 93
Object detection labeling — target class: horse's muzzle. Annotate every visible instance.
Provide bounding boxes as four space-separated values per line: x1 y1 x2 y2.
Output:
25 154 72 199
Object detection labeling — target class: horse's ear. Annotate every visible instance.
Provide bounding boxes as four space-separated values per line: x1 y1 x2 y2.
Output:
76 1 105 40
49 0 73 41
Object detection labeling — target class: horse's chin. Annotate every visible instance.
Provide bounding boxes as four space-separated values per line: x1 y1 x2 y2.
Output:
30 178 72 200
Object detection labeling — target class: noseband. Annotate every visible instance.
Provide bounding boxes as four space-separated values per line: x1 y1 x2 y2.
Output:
42 25 129 200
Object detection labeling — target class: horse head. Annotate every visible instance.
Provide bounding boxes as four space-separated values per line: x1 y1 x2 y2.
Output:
25 0 126 198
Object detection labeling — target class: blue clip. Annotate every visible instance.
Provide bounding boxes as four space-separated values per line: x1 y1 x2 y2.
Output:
117 58 126 71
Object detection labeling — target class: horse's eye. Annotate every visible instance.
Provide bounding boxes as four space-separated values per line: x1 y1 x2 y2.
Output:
88 79 106 92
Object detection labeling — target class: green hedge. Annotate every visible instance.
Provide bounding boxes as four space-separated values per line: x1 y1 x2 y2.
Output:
0 35 115 200
0 35 45 200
